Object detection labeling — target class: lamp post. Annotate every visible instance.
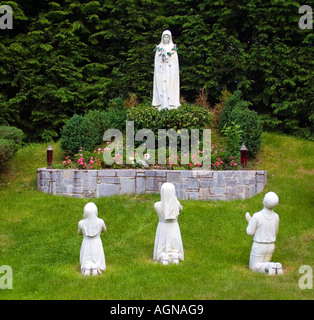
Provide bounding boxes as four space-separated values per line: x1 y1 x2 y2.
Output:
47 145 53 169
240 143 248 169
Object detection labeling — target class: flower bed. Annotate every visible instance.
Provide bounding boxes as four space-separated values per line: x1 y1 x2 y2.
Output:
37 168 267 201
57 144 241 171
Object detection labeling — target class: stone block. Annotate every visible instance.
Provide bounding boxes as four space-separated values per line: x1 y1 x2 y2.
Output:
175 188 188 200
155 170 167 177
145 170 156 177
83 191 96 198
73 178 82 187
146 177 161 191
188 192 199 200
214 172 225 187
71 186 83 194
167 172 181 183
256 173 266 182
225 179 237 187
98 177 119 184
210 187 226 195
135 170 145 176
136 177 145 194
97 170 116 177
223 171 234 178
57 186 68 194
233 171 247 178
194 170 213 178
188 178 199 190
226 187 236 195
97 183 119 197
48 181 56 195
199 187 210 199
71 171 82 179
117 170 136 177
256 182 265 194
200 180 216 188
120 178 135 194
238 178 249 185
89 177 97 192
180 171 192 178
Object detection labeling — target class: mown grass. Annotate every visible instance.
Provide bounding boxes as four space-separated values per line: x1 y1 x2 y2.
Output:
0 132 313 300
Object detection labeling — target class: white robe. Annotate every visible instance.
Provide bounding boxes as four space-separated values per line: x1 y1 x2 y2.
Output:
153 196 184 262
78 217 106 274
152 30 180 110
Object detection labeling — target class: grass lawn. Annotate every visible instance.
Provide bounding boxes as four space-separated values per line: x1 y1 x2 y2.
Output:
0 132 313 300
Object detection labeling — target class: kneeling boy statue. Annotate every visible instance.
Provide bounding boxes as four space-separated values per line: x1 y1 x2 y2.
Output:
245 191 283 275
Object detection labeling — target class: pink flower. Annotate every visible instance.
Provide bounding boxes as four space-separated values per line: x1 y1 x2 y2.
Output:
63 161 66 165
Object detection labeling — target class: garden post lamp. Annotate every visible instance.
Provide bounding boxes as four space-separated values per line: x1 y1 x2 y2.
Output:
47 145 53 169
240 143 248 169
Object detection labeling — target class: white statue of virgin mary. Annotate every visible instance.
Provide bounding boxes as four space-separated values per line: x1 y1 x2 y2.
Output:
152 30 181 110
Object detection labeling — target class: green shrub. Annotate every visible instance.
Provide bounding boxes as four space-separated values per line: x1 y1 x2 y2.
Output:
219 91 262 157
60 98 128 156
84 109 108 142
127 104 211 132
0 138 18 168
0 126 24 169
0 126 24 147
103 97 127 133
60 114 101 156
126 104 161 132
221 121 243 162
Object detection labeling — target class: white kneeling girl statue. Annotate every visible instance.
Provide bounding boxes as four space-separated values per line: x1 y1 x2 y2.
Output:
153 182 184 265
78 202 106 275
245 191 283 275
152 30 181 110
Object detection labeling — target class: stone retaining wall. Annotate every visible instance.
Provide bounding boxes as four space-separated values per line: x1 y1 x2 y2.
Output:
37 168 267 201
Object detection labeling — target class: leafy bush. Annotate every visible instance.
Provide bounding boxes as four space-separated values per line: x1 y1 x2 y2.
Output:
0 126 24 147
103 98 127 133
60 98 128 156
0 138 18 169
127 104 211 132
126 104 161 132
221 121 243 162
60 114 101 156
0 126 24 169
219 91 262 157
84 110 108 142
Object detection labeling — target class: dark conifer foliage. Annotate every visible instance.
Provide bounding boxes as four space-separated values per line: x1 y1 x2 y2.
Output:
0 1 313 141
